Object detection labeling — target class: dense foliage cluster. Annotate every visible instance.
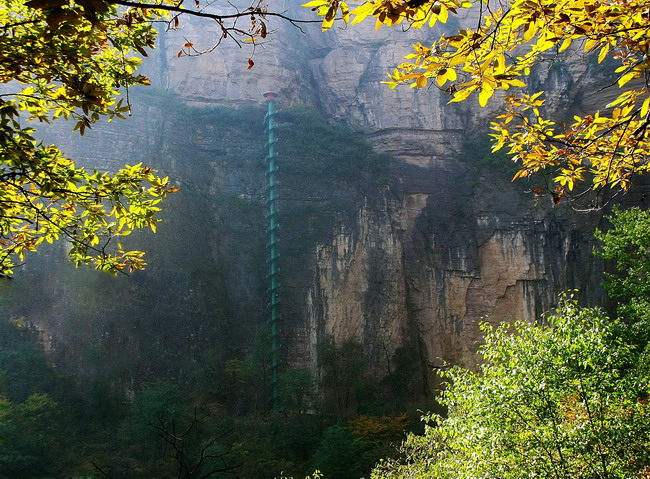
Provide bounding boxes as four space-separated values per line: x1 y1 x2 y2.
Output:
362 204 650 478
0 320 416 478
0 0 181 274
308 0 650 207
595 207 650 345
372 295 650 478
0 0 309 275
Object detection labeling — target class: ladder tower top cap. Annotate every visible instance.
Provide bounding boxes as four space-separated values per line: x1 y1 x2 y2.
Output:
263 91 278 101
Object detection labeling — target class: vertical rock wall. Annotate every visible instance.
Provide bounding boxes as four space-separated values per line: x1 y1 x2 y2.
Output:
298 138 602 387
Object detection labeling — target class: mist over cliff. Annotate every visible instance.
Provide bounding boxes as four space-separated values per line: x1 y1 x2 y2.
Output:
1 3 628 395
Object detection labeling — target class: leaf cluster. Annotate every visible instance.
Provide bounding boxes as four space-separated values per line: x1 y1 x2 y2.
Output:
372 296 650 478
0 0 178 274
0 393 68 478
306 0 650 207
595 207 650 346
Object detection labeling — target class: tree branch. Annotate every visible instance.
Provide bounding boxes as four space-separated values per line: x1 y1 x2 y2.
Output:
105 0 320 25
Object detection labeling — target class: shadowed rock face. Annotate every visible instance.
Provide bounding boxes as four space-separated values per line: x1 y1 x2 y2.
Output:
1 5 632 394
296 144 604 389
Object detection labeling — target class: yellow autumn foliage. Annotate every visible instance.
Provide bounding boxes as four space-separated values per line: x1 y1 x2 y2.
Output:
348 413 409 444
305 0 650 206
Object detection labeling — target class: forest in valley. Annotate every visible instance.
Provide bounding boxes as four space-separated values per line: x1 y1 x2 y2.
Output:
0 313 424 478
2 204 650 479
2 0 650 478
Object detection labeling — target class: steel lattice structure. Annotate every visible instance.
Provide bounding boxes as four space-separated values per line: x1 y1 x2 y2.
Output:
263 91 280 406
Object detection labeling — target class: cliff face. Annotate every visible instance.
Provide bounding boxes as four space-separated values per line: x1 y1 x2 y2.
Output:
299 148 601 386
1 5 618 391
173 6 606 380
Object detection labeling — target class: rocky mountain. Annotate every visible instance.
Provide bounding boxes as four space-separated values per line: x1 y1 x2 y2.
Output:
1 3 634 395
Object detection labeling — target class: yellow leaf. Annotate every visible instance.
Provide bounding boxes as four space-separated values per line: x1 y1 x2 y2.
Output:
508 79 526 88
512 169 526 181
322 16 335 31
438 5 449 23
448 55 466 67
350 3 375 24
558 38 572 52
606 93 629 108
536 34 555 52
449 87 473 103
641 96 650 118
494 54 505 74
483 75 497 88
428 11 438 27
302 0 328 7
416 75 428 88
584 38 598 52
618 71 638 87
523 21 537 42
340 1 350 23
597 43 609 64
478 83 494 107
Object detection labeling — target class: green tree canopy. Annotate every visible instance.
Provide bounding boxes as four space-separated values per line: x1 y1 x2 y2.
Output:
0 0 310 275
372 297 650 478
595 207 650 346
367 206 650 479
0 393 68 478
0 0 176 274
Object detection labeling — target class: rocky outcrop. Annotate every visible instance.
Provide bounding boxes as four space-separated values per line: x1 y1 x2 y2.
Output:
296 145 602 387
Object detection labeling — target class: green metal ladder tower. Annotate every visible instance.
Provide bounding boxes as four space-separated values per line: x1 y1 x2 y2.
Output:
263 91 280 407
